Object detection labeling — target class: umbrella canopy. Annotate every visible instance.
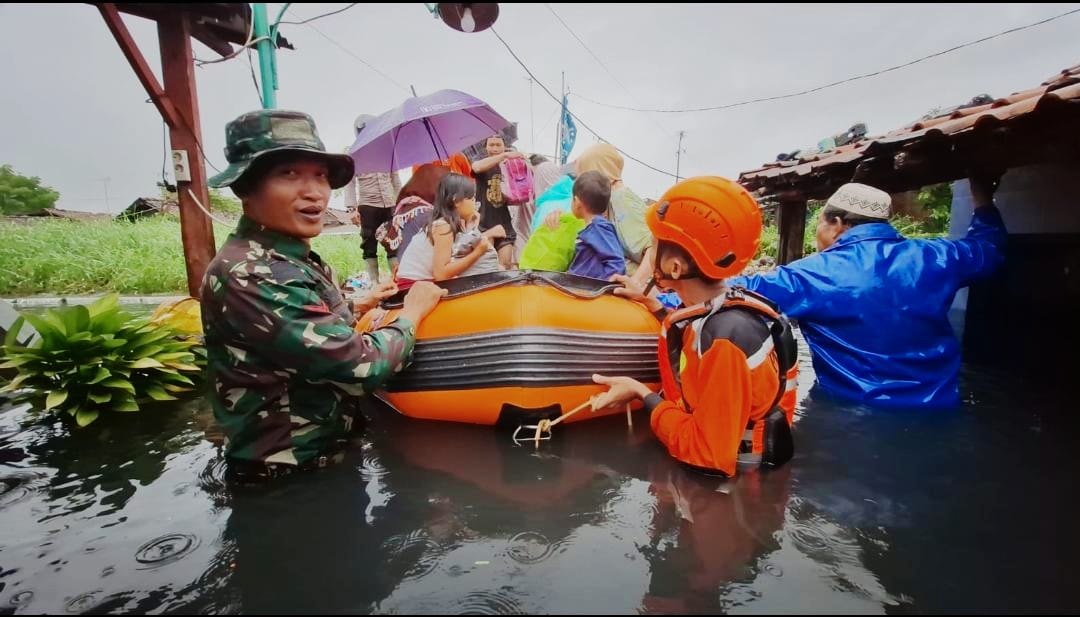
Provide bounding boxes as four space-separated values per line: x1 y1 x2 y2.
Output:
349 89 512 173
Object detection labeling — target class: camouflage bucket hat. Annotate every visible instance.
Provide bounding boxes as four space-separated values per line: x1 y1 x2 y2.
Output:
208 109 355 190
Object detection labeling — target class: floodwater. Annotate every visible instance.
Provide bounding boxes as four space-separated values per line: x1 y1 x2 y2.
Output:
0 331 1077 614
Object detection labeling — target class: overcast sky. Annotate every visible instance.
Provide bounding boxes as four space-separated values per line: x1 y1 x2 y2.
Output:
1 3 1078 213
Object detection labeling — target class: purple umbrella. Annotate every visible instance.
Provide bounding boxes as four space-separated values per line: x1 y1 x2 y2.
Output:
348 89 512 173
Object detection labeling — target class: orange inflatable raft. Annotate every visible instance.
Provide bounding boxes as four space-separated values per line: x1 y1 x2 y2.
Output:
363 271 661 428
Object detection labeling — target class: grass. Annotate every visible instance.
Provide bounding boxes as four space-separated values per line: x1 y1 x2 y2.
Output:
0 216 384 297
2 183 954 295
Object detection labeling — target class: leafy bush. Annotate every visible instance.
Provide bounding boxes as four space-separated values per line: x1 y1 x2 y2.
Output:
0 164 59 215
0 295 203 427
756 186 953 261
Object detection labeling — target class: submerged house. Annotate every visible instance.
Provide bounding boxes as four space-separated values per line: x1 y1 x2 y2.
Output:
738 63 1080 372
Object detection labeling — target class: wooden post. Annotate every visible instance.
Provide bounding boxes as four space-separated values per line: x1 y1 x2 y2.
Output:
158 14 216 298
776 196 808 265
99 4 216 298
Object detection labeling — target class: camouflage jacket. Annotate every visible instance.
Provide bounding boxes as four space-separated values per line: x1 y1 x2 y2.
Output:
200 217 415 466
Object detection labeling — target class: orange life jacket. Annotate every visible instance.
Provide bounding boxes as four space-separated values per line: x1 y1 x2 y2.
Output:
648 287 798 475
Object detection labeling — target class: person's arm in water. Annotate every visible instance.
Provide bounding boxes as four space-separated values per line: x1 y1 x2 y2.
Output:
222 261 444 392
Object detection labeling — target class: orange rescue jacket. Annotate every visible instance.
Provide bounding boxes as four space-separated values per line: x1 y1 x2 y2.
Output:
645 287 798 476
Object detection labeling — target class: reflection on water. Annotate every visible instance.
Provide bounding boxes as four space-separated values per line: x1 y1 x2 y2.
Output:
0 329 1077 613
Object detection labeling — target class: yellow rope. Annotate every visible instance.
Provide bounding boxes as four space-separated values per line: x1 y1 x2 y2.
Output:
533 398 595 447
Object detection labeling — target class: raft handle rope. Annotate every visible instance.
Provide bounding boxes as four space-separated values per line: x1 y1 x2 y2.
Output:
512 397 595 448
512 399 633 448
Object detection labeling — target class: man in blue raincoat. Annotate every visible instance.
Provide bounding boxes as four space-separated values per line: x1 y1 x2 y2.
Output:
727 175 1006 407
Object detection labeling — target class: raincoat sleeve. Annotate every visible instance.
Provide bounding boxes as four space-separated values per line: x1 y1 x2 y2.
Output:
943 205 1006 284
727 256 826 320
645 339 752 477
221 260 416 391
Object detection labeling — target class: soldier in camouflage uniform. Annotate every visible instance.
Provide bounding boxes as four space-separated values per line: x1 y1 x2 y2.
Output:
202 109 446 479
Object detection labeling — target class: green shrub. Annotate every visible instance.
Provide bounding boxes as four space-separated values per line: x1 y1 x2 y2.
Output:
0 294 203 427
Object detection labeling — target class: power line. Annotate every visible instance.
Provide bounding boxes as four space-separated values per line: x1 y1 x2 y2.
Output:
305 23 411 94
144 98 222 174
536 105 563 141
278 3 360 26
543 3 672 138
489 27 678 179
246 49 263 105
571 6 1080 113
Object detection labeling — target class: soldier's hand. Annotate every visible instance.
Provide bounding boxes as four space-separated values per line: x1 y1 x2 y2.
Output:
352 281 398 314
402 281 447 322
372 280 399 300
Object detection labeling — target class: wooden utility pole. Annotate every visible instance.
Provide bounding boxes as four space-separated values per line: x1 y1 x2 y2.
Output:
158 14 216 297
675 130 685 182
98 4 215 297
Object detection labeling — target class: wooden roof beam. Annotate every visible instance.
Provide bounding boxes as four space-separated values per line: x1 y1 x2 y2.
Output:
97 3 185 131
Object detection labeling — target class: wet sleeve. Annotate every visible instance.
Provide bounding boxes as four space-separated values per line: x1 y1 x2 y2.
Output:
946 205 1006 284
220 261 415 392
648 339 752 477
727 257 824 320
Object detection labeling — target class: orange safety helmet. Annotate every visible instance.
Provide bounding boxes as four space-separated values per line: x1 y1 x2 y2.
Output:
646 176 762 280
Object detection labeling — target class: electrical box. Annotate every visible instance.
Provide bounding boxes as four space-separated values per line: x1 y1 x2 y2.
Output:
172 150 192 183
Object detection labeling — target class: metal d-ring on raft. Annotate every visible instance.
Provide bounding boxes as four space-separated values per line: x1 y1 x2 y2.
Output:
510 397 634 448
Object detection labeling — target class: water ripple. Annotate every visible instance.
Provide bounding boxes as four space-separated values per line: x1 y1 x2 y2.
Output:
0 470 47 510
506 531 561 565
134 533 201 569
380 531 442 580
454 589 526 615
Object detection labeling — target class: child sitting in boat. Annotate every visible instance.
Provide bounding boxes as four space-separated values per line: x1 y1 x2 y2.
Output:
566 170 627 280
395 173 504 290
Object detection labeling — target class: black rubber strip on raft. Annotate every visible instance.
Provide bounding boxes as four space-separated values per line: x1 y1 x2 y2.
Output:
380 270 623 308
386 327 661 392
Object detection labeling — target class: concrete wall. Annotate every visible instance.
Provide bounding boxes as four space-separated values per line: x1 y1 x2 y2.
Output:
949 161 1080 314
948 162 1080 370
950 162 1080 238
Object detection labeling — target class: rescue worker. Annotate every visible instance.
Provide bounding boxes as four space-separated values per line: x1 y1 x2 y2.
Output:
200 109 446 480
727 175 1005 407
593 177 799 477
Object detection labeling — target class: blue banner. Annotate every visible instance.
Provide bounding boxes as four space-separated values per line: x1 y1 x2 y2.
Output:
558 95 577 165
